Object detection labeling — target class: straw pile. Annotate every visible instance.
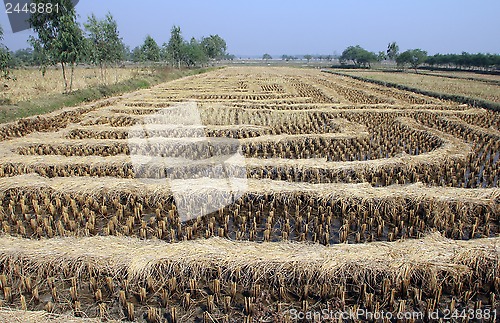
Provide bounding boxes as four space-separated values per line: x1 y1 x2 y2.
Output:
0 308 109 323
0 233 497 321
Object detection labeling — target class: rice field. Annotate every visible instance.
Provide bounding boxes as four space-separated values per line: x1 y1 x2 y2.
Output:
339 70 500 104
0 67 498 322
0 67 137 104
421 70 500 84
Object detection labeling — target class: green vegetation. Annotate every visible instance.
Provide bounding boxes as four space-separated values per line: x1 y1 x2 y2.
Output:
130 26 228 67
0 2 227 121
200 34 227 60
0 3 229 92
426 52 500 70
281 55 297 61
163 26 183 67
183 37 209 67
84 12 126 79
29 0 86 92
0 67 215 124
135 35 161 62
336 41 499 71
0 25 12 79
339 45 379 68
262 53 272 61
396 49 428 72
386 42 399 61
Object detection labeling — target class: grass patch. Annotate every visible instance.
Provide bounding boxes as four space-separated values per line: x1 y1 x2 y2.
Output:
0 67 215 124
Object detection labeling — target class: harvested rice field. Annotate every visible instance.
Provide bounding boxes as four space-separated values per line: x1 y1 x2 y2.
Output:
0 67 498 322
338 70 500 104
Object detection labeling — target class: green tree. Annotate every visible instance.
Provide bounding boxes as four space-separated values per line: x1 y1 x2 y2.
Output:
396 49 427 72
165 26 184 68
0 25 12 79
29 0 85 92
200 34 227 60
182 38 208 67
131 46 144 62
340 45 378 68
377 51 387 61
262 53 272 61
304 54 312 63
281 54 297 61
140 35 161 62
386 42 399 61
13 48 35 66
84 12 125 81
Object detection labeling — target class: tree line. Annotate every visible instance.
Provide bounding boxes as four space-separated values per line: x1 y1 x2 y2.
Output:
130 28 229 67
338 42 500 71
0 0 228 92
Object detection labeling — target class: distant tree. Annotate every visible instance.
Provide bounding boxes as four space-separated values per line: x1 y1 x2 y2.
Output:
29 0 85 92
140 35 161 62
304 54 312 63
84 13 125 81
0 25 12 79
32 44 50 70
165 26 184 68
182 37 208 67
131 46 144 62
396 49 427 72
281 55 297 61
163 26 225 67
425 52 500 70
13 48 35 66
386 42 399 61
200 34 226 60
262 53 272 61
377 51 387 61
340 45 378 68
122 45 131 61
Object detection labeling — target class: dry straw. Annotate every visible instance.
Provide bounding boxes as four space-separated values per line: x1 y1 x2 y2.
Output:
0 307 116 323
0 233 497 289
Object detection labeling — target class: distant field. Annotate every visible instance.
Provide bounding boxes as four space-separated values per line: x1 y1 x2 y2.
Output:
0 67 211 124
0 67 137 104
421 70 500 83
339 70 500 103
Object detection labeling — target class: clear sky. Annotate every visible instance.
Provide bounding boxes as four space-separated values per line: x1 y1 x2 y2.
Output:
1 0 499 57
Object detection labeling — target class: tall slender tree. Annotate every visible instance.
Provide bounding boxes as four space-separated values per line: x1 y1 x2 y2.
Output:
84 12 125 82
140 35 161 62
29 0 85 92
386 42 399 61
165 26 184 68
0 24 12 79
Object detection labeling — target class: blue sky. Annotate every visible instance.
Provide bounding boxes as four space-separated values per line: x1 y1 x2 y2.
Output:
1 0 499 57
